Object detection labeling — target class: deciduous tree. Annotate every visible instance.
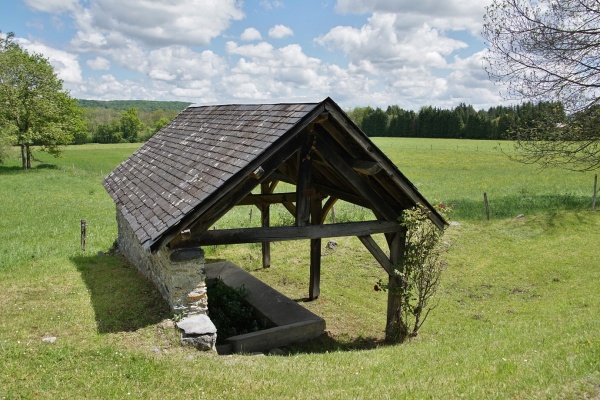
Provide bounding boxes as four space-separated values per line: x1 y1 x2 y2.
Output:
0 31 83 169
483 0 600 171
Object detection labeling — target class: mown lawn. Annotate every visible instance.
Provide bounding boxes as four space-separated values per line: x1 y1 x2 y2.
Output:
0 140 598 399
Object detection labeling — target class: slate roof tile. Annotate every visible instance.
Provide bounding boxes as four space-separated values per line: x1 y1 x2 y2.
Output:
103 101 320 249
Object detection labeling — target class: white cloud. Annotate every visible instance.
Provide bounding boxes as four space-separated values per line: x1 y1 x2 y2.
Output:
147 47 226 81
260 0 284 9
23 0 79 13
16 39 83 84
87 56 110 70
445 51 505 107
268 24 294 39
224 41 327 100
71 0 244 49
241 27 262 41
76 74 130 99
172 80 213 98
226 41 275 59
334 0 489 33
317 13 467 73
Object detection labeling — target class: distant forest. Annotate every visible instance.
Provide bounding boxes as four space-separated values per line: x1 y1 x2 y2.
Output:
73 99 563 144
346 101 564 140
76 99 191 144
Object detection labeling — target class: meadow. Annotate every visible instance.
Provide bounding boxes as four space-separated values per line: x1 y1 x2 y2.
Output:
0 139 598 399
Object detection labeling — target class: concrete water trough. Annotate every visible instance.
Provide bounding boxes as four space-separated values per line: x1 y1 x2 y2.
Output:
205 261 326 354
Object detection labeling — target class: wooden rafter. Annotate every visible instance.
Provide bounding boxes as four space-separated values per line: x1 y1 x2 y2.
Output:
314 132 400 222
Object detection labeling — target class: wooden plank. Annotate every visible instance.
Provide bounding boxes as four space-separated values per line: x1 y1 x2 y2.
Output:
358 235 392 274
314 133 399 222
172 220 403 247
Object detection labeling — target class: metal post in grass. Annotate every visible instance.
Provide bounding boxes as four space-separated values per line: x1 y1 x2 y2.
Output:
81 219 87 251
484 192 490 220
592 174 598 210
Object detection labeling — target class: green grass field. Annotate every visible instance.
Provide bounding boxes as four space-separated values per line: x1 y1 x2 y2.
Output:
0 140 598 399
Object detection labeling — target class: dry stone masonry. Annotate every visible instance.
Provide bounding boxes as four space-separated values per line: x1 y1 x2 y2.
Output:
116 210 216 350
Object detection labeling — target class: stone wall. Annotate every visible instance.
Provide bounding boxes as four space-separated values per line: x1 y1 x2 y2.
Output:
115 209 208 316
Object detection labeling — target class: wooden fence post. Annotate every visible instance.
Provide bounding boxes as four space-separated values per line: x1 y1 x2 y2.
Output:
484 192 490 221
81 219 87 251
593 174 598 211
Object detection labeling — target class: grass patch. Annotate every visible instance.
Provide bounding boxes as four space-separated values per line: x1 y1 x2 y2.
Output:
0 142 598 399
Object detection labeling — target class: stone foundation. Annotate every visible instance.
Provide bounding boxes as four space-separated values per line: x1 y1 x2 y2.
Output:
115 209 216 350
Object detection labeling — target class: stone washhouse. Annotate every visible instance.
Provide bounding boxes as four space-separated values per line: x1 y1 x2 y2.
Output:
102 97 445 352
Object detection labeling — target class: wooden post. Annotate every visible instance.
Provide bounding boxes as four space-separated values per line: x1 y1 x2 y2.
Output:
385 227 408 342
309 196 322 300
261 182 271 268
484 192 490 221
80 219 87 251
296 133 313 227
593 174 598 211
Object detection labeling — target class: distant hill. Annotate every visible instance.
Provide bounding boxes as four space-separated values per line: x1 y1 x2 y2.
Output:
77 99 192 112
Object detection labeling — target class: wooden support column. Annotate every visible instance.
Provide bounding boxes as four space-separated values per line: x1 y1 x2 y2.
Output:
261 182 271 268
309 195 322 300
296 131 321 300
385 227 408 342
296 132 313 227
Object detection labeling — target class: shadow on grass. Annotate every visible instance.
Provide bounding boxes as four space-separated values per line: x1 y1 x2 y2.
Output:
448 193 592 220
0 163 58 175
285 331 387 354
0 165 23 175
35 163 59 170
71 254 171 334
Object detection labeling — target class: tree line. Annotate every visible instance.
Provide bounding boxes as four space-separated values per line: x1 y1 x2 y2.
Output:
75 100 190 144
346 101 565 139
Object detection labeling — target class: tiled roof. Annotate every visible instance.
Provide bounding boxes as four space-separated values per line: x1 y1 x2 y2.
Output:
103 102 320 249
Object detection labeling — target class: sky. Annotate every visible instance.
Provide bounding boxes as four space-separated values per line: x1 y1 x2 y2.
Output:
0 0 503 110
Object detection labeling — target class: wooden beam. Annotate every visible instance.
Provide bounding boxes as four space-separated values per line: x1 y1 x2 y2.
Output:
320 197 338 224
282 201 296 216
323 104 447 230
186 134 302 237
238 192 297 206
358 235 392 274
352 160 382 175
314 133 399 222
171 220 403 247
312 182 370 208
266 171 295 185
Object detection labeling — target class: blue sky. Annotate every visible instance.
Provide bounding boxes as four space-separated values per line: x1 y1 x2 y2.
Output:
1 0 501 110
